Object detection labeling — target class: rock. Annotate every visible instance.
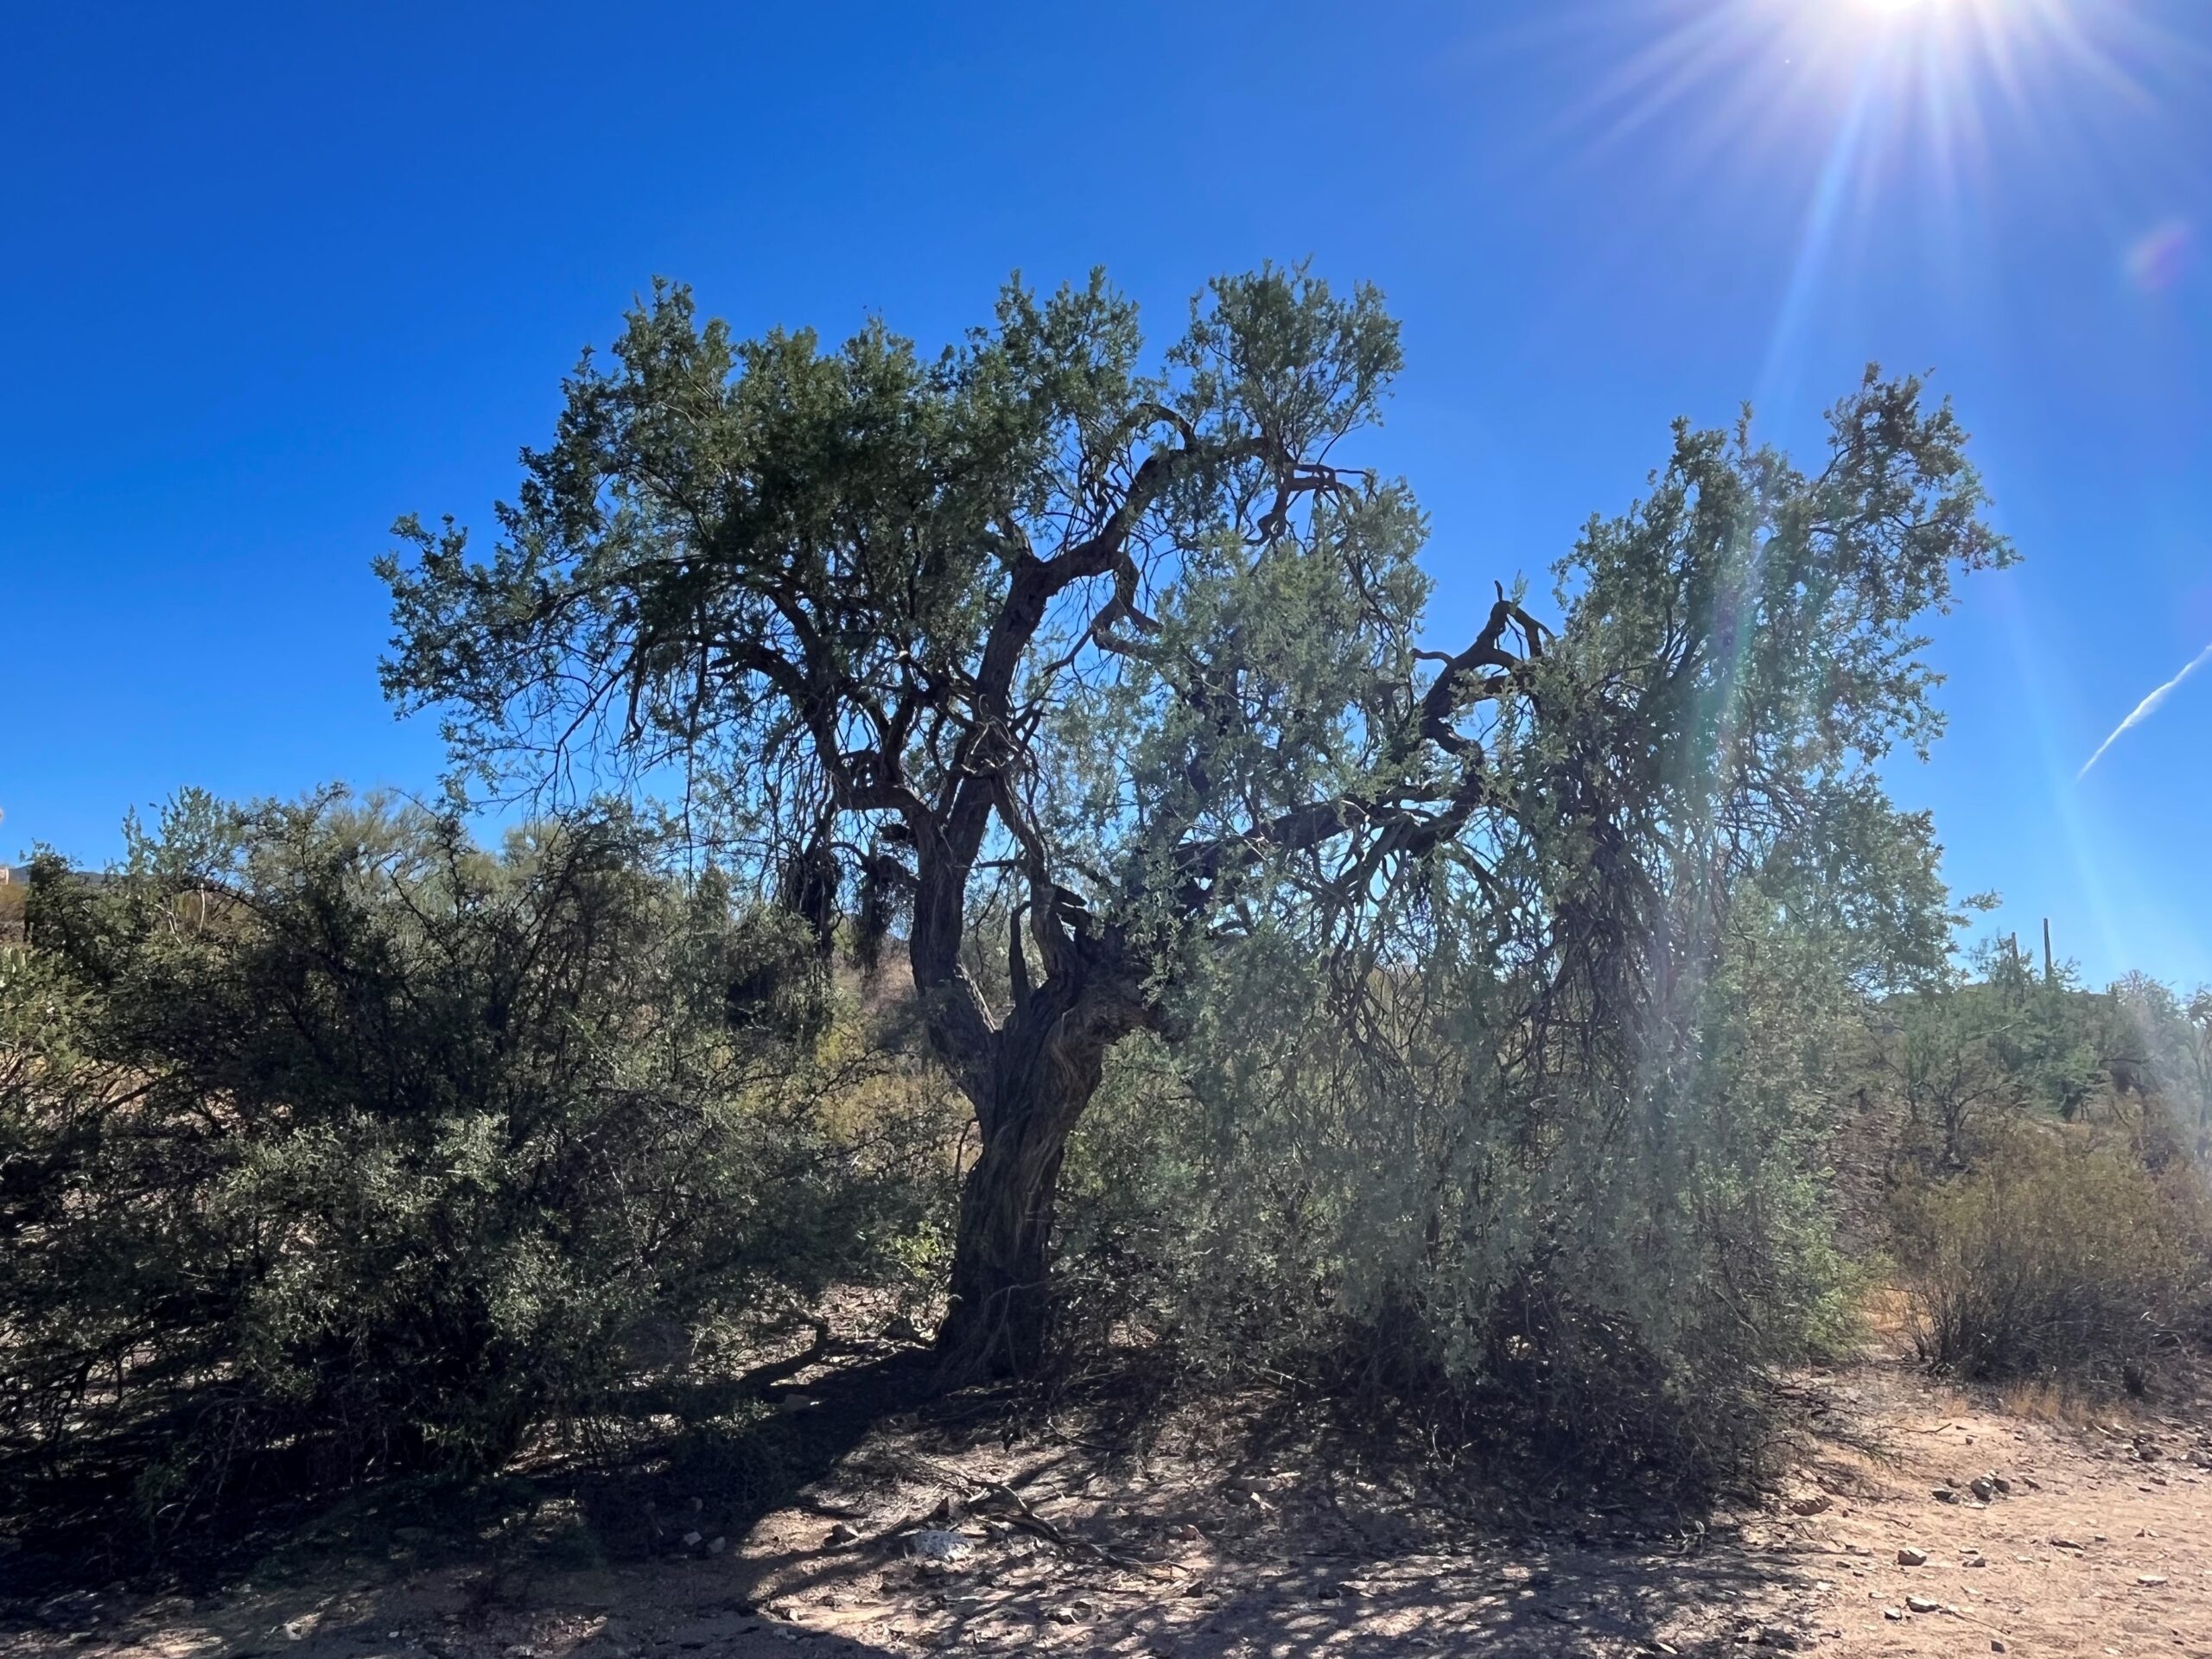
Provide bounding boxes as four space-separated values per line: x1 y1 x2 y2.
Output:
2049 1536 2083 1550
1968 1477 1996 1502
706 1535 727 1555
1990 1475 2012 1494
906 1529 971 1563
1883 1607 1905 1621
682 1530 702 1548
2137 1574 2169 1586
1897 1548 1928 1567
1931 1487 1958 1503
1991 1642 2005 1653
1046 1607 1077 1624
1906 1595 1941 1614
826 1522 861 1547
1786 1493 1832 1516
776 1395 819 1415
2134 1441 2162 1461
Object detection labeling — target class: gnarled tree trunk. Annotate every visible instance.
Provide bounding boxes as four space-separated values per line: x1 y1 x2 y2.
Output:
930 923 1141 1386
935 1080 1088 1382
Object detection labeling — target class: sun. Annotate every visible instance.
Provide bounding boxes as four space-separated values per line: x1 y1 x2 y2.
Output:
1547 0 2180 406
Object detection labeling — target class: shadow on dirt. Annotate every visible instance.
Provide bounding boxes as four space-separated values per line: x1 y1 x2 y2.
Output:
1 1348 935 1628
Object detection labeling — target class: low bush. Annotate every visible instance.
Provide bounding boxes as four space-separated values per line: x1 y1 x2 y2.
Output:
1897 1129 2211 1383
1052 895 1872 1502
0 791 950 1552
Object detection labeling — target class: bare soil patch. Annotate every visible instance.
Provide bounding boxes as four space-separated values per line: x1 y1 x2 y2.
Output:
8 1343 2211 1659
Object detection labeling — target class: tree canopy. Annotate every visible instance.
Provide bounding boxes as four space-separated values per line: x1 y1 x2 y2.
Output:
382 264 2010 1378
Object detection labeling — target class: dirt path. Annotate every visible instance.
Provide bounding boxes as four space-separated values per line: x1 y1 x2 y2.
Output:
9 1353 2210 1658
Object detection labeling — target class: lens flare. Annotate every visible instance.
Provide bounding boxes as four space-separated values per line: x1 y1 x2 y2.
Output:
2126 218 2195 292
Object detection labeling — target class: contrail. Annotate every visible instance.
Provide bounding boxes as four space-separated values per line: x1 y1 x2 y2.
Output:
2079 639 2212 779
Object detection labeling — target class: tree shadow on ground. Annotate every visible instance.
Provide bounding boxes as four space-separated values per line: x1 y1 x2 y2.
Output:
0 1347 935 1629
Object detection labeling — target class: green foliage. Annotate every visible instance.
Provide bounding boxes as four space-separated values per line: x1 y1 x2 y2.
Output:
2110 971 2212 1155
0 791 947 1541
374 261 2009 1400
1897 1129 2211 1383
1056 371 2005 1491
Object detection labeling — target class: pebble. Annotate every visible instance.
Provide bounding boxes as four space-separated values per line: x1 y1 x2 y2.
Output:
1897 1548 1928 1567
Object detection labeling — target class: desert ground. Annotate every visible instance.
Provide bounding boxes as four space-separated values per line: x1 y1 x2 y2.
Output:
10 1323 2212 1659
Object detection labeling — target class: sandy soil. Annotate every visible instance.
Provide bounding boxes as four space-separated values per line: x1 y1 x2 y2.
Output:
8 1345 2210 1659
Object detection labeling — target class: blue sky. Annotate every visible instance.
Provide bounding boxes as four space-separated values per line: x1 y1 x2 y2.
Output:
2 0 2206 987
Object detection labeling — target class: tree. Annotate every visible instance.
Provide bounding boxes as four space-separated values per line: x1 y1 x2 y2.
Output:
380 266 2008 1381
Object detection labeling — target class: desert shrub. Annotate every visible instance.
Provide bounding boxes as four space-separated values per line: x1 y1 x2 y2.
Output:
1053 875 1884 1498
0 791 950 1547
1897 1129 2212 1383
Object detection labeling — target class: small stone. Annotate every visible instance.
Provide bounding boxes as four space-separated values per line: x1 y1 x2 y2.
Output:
681 1530 702 1548
706 1535 727 1555
826 1522 861 1547
1990 1475 2012 1494
1906 1595 1941 1614
1991 1642 2006 1653
1884 1607 1905 1621
2050 1536 2083 1550
2137 1574 2169 1586
1787 1493 1832 1516
906 1528 971 1563
1931 1487 1958 1503
1969 1477 1996 1502
1897 1548 1928 1567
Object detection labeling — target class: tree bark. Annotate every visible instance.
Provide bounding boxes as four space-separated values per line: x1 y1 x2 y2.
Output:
931 957 1130 1386
935 1085 1083 1382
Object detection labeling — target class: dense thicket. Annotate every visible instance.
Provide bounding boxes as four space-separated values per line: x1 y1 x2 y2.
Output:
0 792 947 1541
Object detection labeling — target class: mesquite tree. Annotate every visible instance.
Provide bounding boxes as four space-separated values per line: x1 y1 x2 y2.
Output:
380 266 2004 1380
